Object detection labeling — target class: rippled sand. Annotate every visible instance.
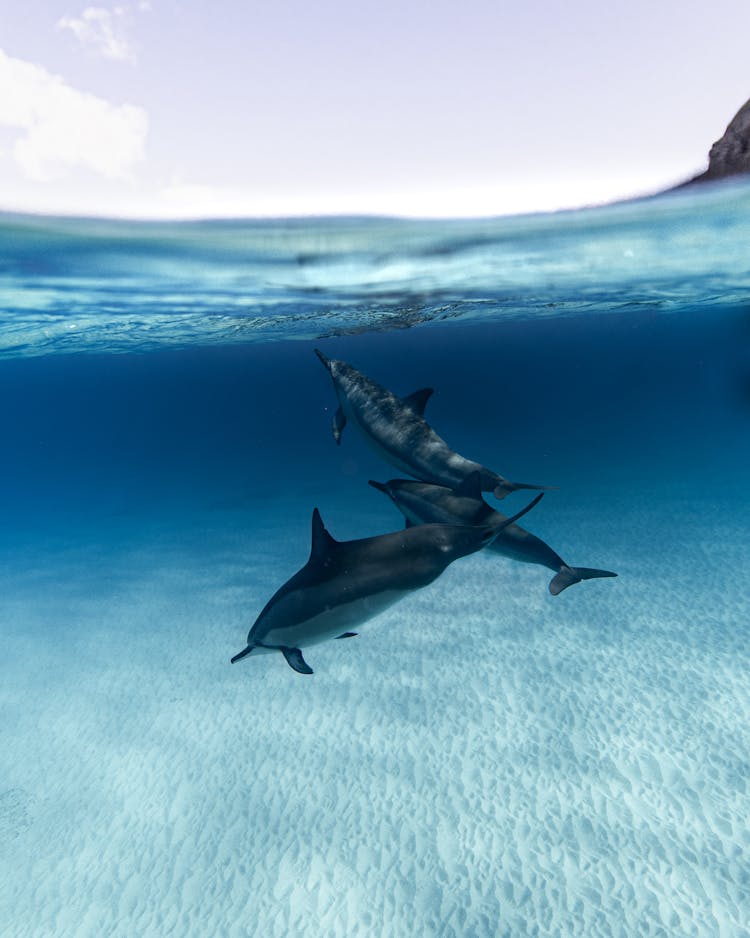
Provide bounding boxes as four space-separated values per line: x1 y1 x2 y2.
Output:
1 491 748 937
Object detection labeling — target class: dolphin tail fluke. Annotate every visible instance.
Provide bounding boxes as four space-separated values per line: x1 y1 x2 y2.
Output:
231 644 255 664
493 480 555 500
549 566 618 596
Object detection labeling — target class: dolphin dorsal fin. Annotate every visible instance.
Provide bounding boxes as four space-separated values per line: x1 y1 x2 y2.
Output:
310 508 338 564
401 387 434 417
453 471 483 500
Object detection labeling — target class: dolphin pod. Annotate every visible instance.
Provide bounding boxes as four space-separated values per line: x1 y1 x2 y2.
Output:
232 350 616 674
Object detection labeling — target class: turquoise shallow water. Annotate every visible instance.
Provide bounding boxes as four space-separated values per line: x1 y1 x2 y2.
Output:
2 180 750 356
1 183 749 936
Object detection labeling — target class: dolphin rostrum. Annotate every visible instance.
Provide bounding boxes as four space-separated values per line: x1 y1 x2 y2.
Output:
369 473 617 596
231 493 542 674
315 349 548 499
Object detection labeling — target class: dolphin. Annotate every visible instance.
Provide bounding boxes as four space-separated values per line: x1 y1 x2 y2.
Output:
231 493 542 674
369 474 617 596
315 349 548 499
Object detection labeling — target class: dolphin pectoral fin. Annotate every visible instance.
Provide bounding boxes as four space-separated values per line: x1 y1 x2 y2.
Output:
333 406 347 444
549 566 618 596
230 644 255 664
401 387 434 417
281 647 314 674
334 632 358 639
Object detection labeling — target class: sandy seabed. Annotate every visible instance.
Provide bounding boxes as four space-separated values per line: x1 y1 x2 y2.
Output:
1 490 748 938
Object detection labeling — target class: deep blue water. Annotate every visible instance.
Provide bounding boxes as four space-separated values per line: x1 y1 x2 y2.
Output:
1 183 749 936
0 300 747 533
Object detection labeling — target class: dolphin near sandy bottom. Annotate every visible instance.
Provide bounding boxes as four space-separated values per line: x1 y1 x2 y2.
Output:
369 473 617 596
315 349 548 500
231 493 543 674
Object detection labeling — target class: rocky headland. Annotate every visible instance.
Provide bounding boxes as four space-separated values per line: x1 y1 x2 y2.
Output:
677 96 750 187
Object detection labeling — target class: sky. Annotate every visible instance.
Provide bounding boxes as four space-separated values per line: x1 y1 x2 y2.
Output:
1 0 750 219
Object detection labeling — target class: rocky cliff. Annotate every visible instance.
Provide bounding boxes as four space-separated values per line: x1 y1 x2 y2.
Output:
682 97 750 186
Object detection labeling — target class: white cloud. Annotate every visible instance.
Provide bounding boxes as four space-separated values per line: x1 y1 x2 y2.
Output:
0 48 148 181
58 6 136 63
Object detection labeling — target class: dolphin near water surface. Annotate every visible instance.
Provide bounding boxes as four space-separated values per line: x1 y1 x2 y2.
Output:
231 493 542 674
315 349 548 500
369 473 617 596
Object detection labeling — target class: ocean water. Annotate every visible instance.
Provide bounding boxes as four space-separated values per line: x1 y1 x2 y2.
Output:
1 182 749 937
